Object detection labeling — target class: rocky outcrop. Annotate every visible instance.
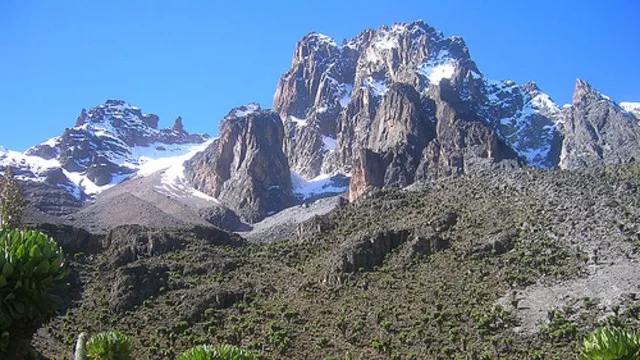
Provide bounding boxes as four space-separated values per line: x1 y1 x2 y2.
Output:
274 33 357 178
323 229 412 285
559 80 640 169
102 225 243 267
185 105 293 223
198 204 248 231
109 264 169 313
323 212 457 285
26 223 103 255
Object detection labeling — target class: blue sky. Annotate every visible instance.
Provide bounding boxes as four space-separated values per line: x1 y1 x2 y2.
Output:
1 0 639 151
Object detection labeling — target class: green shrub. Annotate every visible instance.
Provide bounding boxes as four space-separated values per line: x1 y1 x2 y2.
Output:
86 331 133 360
0 229 67 358
177 344 260 360
324 352 353 360
580 327 640 360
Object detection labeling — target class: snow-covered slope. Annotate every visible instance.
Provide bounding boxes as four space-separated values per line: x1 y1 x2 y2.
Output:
620 102 640 119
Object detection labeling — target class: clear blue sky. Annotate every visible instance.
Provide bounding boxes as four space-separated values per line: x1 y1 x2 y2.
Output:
1 0 639 151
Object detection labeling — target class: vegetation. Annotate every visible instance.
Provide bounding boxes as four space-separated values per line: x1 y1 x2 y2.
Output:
580 327 640 360
177 344 260 360
0 167 27 230
85 331 133 360
0 229 67 358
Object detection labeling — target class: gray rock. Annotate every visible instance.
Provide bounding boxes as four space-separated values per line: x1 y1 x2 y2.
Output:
198 205 248 231
185 105 294 223
559 79 640 168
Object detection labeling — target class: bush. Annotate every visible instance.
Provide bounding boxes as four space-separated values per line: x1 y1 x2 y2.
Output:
581 327 640 360
0 229 67 358
85 331 133 360
177 344 260 360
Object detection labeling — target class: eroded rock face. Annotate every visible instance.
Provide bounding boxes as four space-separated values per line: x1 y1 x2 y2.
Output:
349 80 520 200
185 105 293 223
559 79 640 169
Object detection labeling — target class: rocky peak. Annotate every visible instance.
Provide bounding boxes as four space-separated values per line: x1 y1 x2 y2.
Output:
293 33 340 64
275 20 484 181
226 103 261 119
559 79 640 168
75 109 88 127
185 105 292 223
172 116 185 133
141 114 159 129
521 81 542 95
572 79 601 105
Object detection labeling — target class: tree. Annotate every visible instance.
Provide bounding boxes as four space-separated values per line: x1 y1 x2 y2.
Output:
0 167 27 230
0 229 68 359
581 327 640 360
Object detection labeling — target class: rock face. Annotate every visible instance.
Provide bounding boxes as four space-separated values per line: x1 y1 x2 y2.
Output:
185 104 293 223
274 21 560 199
559 80 640 169
348 78 520 200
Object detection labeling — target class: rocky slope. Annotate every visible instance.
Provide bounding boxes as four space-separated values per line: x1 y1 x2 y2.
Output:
31 163 640 359
184 104 293 223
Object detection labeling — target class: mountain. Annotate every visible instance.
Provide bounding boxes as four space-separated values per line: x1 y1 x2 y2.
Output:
273 21 567 200
0 100 210 217
273 20 640 200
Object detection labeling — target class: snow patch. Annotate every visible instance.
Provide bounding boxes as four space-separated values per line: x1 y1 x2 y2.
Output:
0 150 61 180
364 77 388 97
231 103 260 118
620 102 640 116
291 171 348 200
322 136 337 151
339 84 353 107
416 49 456 87
290 116 308 127
425 63 455 85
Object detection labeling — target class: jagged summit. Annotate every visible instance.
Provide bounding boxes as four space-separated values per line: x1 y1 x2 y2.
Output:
274 19 561 183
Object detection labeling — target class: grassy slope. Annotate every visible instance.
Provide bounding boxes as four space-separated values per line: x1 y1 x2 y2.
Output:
33 165 640 359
